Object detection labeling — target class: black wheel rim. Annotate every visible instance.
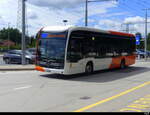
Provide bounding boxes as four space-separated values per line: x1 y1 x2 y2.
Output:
120 61 125 69
5 59 9 64
86 64 92 73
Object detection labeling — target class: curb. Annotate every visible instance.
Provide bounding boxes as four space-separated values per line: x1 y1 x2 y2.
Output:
136 59 150 62
0 65 35 71
0 68 35 71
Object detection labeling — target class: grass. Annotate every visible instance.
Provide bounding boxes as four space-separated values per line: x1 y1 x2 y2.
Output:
0 52 4 55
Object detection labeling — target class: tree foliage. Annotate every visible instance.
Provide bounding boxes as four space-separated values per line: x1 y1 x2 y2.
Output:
0 28 36 50
0 28 22 44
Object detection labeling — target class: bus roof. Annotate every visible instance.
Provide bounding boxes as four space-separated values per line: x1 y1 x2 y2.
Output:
42 25 73 32
42 26 109 34
42 26 134 37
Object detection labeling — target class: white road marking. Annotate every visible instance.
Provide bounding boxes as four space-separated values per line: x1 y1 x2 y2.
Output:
14 85 32 91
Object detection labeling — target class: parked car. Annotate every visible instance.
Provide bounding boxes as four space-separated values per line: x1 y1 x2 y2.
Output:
27 48 36 55
145 50 150 57
3 50 35 64
136 49 145 58
136 49 150 58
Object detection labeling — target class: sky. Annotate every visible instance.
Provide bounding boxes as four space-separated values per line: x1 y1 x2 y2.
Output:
0 0 150 37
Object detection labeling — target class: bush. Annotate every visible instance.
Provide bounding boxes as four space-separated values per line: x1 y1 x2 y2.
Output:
10 45 21 50
0 46 9 52
0 45 21 53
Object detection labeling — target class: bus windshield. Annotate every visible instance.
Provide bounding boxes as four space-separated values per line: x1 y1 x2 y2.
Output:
37 32 67 68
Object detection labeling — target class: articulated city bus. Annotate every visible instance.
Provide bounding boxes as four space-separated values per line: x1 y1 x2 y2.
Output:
35 26 136 75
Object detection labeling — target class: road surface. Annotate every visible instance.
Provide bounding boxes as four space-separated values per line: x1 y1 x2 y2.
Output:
0 61 150 112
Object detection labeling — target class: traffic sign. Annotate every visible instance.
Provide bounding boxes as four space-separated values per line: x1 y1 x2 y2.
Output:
136 34 141 45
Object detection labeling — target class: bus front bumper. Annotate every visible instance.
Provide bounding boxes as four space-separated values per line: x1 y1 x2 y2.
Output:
35 66 64 74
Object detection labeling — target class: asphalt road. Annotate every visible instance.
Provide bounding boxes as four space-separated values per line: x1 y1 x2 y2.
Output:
0 61 150 112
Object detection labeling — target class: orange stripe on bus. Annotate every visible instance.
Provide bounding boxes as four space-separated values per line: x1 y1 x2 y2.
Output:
125 55 136 66
109 55 136 69
48 35 65 38
35 66 45 72
109 57 123 69
109 31 135 37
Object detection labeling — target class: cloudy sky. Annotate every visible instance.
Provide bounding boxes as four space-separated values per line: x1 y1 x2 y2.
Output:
0 0 150 37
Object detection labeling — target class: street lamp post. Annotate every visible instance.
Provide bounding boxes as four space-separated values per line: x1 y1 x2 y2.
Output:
85 0 88 26
85 0 117 27
145 9 148 61
22 0 26 65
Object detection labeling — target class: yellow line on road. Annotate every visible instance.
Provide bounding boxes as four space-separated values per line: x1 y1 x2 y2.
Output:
74 81 150 112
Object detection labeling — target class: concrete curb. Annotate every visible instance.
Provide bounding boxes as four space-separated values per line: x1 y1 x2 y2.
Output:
136 59 150 62
0 65 35 71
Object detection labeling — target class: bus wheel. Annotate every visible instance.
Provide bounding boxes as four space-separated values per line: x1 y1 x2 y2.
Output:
85 62 93 74
120 60 126 69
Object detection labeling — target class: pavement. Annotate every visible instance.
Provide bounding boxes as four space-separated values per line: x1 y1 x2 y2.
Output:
0 65 35 71
0 61 150 112
0 54 35 71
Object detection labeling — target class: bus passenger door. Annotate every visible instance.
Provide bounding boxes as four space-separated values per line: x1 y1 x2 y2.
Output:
66 38 85 74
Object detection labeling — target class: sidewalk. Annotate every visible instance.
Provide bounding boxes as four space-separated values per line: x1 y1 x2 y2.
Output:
0 65 35 71
136 58 150 62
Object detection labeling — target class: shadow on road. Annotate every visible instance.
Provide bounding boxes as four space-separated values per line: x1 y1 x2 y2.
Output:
40 66 150 83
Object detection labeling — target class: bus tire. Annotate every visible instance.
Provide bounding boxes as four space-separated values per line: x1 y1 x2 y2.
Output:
120 60 126 69
85 62 93 74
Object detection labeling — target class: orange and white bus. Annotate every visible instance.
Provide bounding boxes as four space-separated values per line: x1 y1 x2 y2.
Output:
35 26 136 75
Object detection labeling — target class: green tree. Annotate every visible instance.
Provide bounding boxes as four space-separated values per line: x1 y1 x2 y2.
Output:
147 33 150 51
27 36 36 48
0 28 36 50
0 28 22 44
